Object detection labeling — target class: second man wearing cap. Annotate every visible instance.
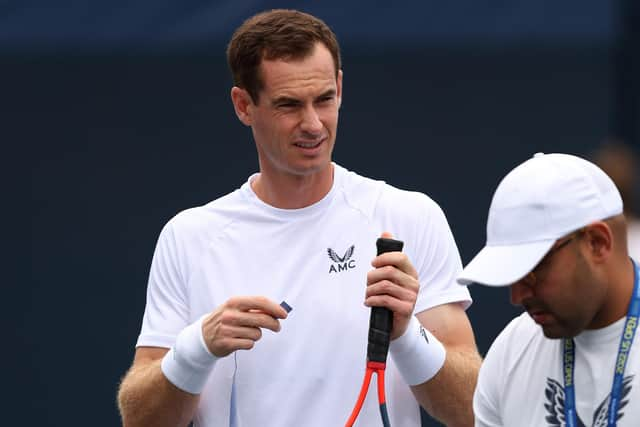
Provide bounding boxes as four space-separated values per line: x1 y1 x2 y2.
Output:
458 153 640 427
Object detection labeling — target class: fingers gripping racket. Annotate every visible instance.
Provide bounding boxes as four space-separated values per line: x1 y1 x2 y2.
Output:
345 237 404 427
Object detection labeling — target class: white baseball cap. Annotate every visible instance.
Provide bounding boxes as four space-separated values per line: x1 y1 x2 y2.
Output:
457 152 623 287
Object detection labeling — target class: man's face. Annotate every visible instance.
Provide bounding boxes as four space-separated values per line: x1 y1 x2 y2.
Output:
235 42 342 179
509 234 605 339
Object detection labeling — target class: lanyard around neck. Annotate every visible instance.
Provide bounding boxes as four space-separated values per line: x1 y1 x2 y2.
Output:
563 258 640 427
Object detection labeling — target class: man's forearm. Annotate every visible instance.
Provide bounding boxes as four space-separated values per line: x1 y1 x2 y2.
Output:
117 358 200 427
412 347 482 427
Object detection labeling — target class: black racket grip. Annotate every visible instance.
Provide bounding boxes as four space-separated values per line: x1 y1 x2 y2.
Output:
367 237 404 363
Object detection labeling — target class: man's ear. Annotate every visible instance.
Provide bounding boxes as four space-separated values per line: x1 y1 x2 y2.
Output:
231 86 253 126
583 221 613 263
336 70 343 109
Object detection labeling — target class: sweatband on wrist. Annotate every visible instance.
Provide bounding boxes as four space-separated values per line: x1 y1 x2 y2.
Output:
161 315 218 394
389 316 446 386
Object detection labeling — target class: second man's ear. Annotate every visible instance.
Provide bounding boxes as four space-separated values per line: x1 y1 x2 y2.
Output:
584 222 614 262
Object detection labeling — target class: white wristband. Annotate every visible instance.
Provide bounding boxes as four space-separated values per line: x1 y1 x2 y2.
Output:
161 315 218 394
389 316 446 386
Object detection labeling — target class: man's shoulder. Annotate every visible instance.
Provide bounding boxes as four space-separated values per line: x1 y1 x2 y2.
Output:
165 188 246 235
500 312 540 341
486 312 545 362
336 163 441 215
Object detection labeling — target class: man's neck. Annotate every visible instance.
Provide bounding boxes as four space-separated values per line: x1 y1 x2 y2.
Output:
591 256 636 329
251 163 334 209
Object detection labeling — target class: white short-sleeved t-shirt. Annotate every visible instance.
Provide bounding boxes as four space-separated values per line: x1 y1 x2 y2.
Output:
474 312 640 427
136 163 471 427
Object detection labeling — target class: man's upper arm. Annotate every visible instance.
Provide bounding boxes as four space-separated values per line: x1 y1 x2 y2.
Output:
415 302 478 351
137 220 190 349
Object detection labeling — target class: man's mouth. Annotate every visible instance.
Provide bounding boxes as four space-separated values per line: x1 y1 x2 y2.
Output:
528 309 551 325
294 137 325 149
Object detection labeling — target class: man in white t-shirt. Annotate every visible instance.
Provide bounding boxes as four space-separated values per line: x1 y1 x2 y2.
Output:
458 153 640 427
117 9 481 427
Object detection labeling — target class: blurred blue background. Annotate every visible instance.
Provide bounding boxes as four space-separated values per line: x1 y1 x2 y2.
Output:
19 0 639 425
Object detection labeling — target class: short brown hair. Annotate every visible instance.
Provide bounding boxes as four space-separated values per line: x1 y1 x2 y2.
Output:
227 9 341 103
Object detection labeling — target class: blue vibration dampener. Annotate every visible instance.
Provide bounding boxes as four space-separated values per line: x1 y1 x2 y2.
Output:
280 301 293 313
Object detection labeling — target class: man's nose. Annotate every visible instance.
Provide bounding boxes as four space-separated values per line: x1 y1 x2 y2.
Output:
300 106 323 133
510 274 535 306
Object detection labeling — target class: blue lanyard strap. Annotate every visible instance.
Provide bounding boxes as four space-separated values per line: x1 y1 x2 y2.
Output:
563 258 640 427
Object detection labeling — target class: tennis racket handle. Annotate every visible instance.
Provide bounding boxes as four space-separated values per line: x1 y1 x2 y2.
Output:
367 237 404 363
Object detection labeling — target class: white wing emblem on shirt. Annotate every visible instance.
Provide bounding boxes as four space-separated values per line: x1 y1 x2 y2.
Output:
543 375 634 427
327 245 355 263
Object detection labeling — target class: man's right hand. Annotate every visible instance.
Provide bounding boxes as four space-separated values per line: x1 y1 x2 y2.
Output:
202 296 289 357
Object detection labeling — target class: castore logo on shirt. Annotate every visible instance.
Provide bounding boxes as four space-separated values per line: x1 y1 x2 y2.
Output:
327 245 356 273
